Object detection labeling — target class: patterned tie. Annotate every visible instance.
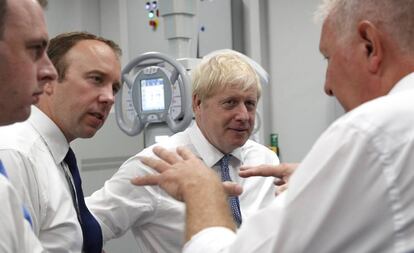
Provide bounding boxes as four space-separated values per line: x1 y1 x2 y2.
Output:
219 154 242 226
64 148 103 253
0 160 33 227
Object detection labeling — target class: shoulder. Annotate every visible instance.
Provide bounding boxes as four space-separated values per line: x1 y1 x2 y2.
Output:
329 90 414 149
240 139 279 165
0 121 38 154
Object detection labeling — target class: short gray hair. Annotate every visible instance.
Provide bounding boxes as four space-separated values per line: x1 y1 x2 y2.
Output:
315 0 414 53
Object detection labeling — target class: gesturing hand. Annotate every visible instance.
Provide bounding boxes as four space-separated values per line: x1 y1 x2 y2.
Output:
239 163 298 194
131 146 243 201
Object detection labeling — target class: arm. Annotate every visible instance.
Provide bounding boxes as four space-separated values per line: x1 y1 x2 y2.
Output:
133 119 401 253
132 146 236 241
0 150 41 231
0 176 45 253
86 154 164 242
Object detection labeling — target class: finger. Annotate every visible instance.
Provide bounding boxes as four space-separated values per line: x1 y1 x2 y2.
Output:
176 146 198 160
222 182 243 196
152 146 182 164
139 156 172 173
274 178 285 186
276 184 288 194
131 175 160 186
239 164 286 178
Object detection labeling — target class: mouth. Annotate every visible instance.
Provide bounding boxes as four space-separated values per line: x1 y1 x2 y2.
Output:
90 112 105 120
32 91 43 103
33 90 43 97
229 127 250 133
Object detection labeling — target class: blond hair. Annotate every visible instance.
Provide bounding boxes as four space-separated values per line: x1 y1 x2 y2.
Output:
191 50 261 102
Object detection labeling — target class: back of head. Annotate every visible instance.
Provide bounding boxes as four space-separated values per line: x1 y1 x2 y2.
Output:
315 0 414 54
47 31 122 81
191 50 262 102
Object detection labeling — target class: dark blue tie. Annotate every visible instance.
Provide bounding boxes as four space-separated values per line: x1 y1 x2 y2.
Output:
64 148 103 253
219 154 242 226
0 160 33 227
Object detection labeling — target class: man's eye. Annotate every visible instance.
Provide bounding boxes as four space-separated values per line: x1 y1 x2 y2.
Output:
246 101 257 110
112 84 121 94
224 100 237 106
89 76 103 84
30 45 44 59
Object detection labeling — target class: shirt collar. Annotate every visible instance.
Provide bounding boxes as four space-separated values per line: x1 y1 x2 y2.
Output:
186 123 242 167
28 106 69 164
389 72 414 95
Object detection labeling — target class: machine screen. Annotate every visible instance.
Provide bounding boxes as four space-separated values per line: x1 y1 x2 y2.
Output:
140 78 165 112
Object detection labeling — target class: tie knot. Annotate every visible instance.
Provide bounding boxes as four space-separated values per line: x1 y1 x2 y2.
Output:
220 154 231 167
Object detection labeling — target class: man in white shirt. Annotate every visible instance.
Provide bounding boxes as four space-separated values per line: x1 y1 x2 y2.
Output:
86 50 280 252
0 32 122 253
0 0 57 251
133 0 414 252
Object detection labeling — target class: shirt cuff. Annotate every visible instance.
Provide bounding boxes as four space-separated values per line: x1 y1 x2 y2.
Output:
183 227 236 253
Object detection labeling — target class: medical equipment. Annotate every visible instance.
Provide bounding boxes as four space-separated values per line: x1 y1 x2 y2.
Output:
115 52 193 136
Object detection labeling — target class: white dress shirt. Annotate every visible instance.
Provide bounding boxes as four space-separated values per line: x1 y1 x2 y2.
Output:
0 175 45 253
0 106 83 253
184 72 414 253
86 123 279 253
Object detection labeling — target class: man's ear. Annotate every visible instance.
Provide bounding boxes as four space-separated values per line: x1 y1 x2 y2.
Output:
358 21 383 73
192 94 201 112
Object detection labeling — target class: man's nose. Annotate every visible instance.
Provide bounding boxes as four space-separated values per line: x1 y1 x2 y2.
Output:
38 54 57 85
234 104 250 121
99 85 115 105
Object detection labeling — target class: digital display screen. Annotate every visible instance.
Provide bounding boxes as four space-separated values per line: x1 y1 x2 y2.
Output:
140 78 165 112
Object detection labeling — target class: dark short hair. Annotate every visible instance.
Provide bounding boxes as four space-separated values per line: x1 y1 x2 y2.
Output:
47 31 122 81
0 0 48 40
37 0 48 8
0 0 7 39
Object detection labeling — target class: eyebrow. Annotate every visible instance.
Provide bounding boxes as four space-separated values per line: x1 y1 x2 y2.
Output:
85 70 122 86
26 38 48 48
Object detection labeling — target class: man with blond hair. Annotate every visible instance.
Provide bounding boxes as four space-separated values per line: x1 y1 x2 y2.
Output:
86 50 280 252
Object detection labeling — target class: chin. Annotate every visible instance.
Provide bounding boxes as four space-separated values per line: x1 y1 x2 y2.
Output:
80 130 98 139
230 139 248 150
14 109 31 123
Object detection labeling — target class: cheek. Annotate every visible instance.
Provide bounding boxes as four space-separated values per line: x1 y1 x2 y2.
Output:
248 112 255 123
324 64 337 94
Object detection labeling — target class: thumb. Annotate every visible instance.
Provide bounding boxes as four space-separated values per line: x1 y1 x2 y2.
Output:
222 182 243 196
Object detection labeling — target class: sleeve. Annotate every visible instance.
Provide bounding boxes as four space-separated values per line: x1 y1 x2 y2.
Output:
239 143 280 216
86 155 161 242
0 150 42 234
183 122 396 252
183 227 236 253
0 176 45 253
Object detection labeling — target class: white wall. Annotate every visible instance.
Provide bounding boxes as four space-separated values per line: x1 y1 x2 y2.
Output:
265 0 341 162
45 0 100 37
